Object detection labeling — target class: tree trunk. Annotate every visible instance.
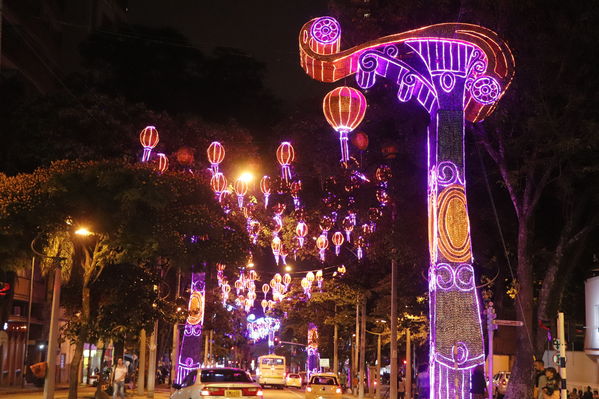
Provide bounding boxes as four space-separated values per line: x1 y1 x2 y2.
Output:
69 285 91 399
505 222 534 399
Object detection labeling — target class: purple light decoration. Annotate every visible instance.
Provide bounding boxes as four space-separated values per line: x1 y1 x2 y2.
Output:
139 126 159 162
306 323 320 375
300 17 515 399
176 272 205 384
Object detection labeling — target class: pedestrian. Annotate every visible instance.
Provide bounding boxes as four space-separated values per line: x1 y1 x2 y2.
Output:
111 358 128 399
398 376 405 399
570 388 579 399
582 386 593 399
470 365 486 399
542 367 561 399
534 360 547 399
593 389 598 399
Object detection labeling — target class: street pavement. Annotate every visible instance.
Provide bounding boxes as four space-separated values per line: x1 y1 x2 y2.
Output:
0 385 372 399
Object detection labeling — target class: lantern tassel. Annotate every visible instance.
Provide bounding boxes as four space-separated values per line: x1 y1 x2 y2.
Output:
339 130 350 163
142 147 152 162
264 193 270 209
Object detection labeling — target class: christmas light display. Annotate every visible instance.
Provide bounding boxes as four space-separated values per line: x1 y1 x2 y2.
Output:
260 175 271 208
316 234 329 261
156 153 169 173
247 317 281 342
176 272 205 384
306 323 320 375
300 17 514 398
295 221 308 248
323 86 367 163
139 126 159 162
331 231 344 256
207 141 225 174
210 173 227 196
234 178 248 208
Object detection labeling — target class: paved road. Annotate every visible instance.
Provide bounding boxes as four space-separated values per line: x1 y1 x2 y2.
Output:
1 386 309 399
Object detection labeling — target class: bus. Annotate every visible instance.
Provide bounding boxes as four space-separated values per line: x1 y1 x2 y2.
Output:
256 355 286 388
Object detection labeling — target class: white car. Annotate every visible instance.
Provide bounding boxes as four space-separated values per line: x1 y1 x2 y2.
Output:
171 368 263 399
286 373 302 388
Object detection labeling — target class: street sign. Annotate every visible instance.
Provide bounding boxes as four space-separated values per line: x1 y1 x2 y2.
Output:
320 358 330 368
493 319 524 327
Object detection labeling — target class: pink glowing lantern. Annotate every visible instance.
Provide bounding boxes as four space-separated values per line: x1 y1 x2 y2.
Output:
156 153 169 173
295 221 308 248
332 231 345 256
207 141 225 173
140 126 159 162
323 87 367 163
262 283 270 298
316 235 329 261
260 176 271 209
234 178 248 208
276 142 295 183
210 173 227 195
271 236 282 264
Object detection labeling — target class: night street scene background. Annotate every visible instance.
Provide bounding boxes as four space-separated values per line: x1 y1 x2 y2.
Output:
0 1 597 399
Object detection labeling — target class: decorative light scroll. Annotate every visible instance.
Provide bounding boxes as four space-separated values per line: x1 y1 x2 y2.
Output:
299 16 514 399
306 323 320 375
176 272 205 384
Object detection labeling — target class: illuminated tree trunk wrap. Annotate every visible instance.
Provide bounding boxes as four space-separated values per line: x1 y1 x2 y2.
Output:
298 17 515 399
176 272 205 384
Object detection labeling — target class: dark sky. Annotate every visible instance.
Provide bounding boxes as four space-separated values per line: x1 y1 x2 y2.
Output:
127 0 332 106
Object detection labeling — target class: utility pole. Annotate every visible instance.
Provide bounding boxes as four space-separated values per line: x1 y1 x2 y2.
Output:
557 312 567 399
22 257 35 388
146 320 158 398
204 333 209 366
376 333 381 399
42 266 61 399
333 323 339 374
405 329 411 399
137 329 146 395
354 302 360 394
390 258 398 399
359 301 366 399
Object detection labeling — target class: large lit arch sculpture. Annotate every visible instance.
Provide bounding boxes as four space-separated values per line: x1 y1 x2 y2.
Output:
299 17 514 399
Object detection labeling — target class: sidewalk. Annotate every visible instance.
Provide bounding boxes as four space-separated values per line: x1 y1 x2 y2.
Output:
0 384 172 399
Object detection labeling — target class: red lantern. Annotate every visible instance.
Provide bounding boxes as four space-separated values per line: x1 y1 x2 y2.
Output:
234 179 248 208
276 142 295 182
210 173 227 194
156 153 169 173
295 221 308 248
323 87 367 163
140 126 159 162
351 131 369 151
260 175 271 208
207 141 225 173
175 146 195 165
332 231 344 256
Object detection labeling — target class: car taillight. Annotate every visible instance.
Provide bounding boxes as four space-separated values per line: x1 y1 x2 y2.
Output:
306 386 312 392
242 388 262 396
202 387 225 396
336 388 342 394
201 390 211 396
257 390 264 396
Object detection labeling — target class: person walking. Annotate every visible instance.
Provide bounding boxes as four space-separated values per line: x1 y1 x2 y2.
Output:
582 386 593 399
111 358 128 399
470 365 486 399
398 376 405 399
534 360 548 399
542 367 561 399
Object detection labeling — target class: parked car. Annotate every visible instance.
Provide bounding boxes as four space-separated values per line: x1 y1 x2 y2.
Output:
171 368 263 399
492 371 511 398
286 373 303 389
305 373 342 399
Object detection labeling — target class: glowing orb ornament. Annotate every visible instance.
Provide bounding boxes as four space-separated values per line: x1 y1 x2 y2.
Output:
140 126 159 162
342 216 354 241
332 231 345 256
271 236 282 264
290 180 302 209
295 221 308 248
234 178 248 208
262 283 270 298
261 299 268 313
210 173 227 195
207 141 225 174
323 87 367 163
315 270 323 290
316 235 329 261
276 142 295 183
156 153 169 173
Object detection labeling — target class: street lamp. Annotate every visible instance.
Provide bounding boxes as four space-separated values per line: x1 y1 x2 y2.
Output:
74 227 93 236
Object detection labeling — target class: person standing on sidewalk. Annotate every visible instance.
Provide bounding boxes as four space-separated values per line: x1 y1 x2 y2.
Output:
470 365 486 399
398 376 406 399
111 358 128 399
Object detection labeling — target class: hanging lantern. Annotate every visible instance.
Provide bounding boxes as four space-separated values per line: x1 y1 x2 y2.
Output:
280 244 288 265
247 291 257 301
274 273 282 284
337 265 346 275
323 87 367 163
249 220 260 244
295 221 308 248
290 180 302 209
248 270 258 281
262 283 270 298
273 203 286 230
356 236 366 260
210 173 228 195
319 215 333 237
306 272 315 283
234 178 248 208
351 131 369 151
234 279 243 295
332 231 345 256
301 277 311 298
207 141 225 173
316 235 329 261
375 165 392 186
270 278 277 289
156 153 169 173
268 300 275 310
342 216 354 241
315 270 323 290
261 299 268 313
271 236 282 264
222 283 231 304
276 142 295 182
283 273 291 287
175 146 195 166
260 175 271 209
140 126 159 162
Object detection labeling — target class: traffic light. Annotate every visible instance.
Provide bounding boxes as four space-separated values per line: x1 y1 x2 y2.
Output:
274 336 280 346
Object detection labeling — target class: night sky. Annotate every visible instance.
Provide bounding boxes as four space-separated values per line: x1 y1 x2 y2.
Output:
127 0 331 106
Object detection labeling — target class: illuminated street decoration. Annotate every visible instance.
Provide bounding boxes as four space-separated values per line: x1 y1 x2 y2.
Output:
299 17 514 399
177 272 205 384
306 323 320 375
156 153 169 173
276 142 295 183
323 86 367 163
139 126 159 162
260 175 272 208
207 141 225 174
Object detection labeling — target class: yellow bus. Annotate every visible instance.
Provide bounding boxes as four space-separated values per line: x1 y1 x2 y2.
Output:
256 355 286 388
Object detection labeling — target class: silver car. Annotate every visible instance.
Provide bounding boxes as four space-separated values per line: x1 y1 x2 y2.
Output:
492 371 510 398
